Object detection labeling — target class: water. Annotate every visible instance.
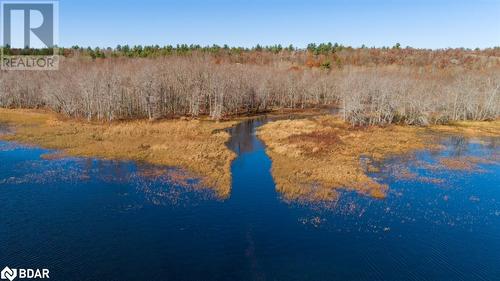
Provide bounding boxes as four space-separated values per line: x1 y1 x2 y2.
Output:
1 119 499 281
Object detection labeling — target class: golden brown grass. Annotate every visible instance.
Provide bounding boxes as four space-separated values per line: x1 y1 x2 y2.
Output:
438 156 498 171
0 108 236 198
2 108 498 201
430 121 500 137
258 116 500 201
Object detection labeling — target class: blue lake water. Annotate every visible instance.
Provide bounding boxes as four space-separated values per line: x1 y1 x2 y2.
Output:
0 120 499 281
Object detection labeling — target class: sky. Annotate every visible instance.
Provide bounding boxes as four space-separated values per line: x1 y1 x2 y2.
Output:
59 0 500 49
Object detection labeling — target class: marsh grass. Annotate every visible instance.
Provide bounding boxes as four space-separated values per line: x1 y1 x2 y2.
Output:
437 156 498 171
0 108 236 198
258 116 500 201
1 108 498 201
429 121 500 137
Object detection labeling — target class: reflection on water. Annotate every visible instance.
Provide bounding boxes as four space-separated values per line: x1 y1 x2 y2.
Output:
0 142 217 208
445 136 499 157
225 114 312 156
226 118 268 155
1 120 500 280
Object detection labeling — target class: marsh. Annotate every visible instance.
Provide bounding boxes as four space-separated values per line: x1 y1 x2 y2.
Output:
0 117 499 280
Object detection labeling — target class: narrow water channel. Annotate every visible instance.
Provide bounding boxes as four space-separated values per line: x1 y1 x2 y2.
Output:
0 119 499 281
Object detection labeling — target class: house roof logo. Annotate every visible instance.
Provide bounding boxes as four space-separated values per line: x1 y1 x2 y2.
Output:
1 267 17 281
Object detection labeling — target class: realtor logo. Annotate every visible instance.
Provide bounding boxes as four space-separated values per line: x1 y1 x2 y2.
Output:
1 0 59 70
1 267 17 281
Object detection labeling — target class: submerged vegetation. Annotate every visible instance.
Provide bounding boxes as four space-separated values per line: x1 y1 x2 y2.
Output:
0 109 235 198
1 45 499 124
258 116 500 201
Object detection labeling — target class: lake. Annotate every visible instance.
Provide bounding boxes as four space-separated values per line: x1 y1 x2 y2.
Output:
0 119 499 281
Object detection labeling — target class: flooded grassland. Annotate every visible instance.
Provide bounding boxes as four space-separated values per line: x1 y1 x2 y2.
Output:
258 115 500 202
1 108 500 281
0 109 236 198
1 108 499 201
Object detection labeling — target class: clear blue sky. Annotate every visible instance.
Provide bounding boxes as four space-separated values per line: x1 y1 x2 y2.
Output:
60 0 500 49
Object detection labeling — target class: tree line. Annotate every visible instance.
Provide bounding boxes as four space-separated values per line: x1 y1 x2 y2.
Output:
3 43 500 66
1 52 498 125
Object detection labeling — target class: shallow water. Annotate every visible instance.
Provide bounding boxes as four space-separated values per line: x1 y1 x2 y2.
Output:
0 120 499 281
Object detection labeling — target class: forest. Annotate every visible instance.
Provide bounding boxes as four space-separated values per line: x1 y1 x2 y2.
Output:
1 44 499 125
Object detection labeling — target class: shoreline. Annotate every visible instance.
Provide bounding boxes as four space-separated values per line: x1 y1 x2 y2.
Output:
257 115 500 201
1 108 498 201
0 108 237 198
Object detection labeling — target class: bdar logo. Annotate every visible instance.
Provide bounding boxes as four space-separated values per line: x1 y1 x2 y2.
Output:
1 267 17 281
0 267 48 281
